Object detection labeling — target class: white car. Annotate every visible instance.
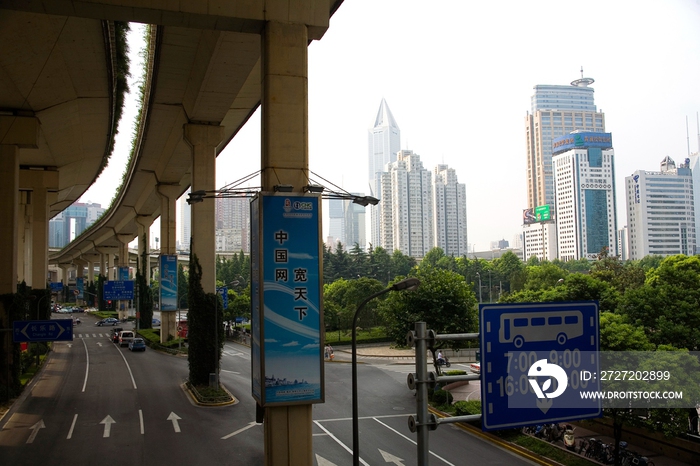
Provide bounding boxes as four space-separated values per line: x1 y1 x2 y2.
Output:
470 362 481 375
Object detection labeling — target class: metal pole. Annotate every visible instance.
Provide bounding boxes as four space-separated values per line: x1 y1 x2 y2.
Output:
415 322 429 466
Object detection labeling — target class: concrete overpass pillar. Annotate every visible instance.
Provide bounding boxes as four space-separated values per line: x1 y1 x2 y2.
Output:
157 185 180 255
117 235 131 319
260 20 312 466
0 116 37 295
20 168 58 291
184 124 224 294
135 216 152 272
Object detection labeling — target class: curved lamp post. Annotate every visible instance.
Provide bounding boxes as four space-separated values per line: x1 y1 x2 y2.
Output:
352 277 420 466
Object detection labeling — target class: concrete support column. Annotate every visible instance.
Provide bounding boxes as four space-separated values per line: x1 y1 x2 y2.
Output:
0 116 37 295
19 169 58 290
107 253 115 281
99 252 106 278
74 259 86 278
261 20 312 466
0 147 18 287
117 235 131 319
157 186 180 256
135 216 152 273
86 258 95 283
184 124 223 293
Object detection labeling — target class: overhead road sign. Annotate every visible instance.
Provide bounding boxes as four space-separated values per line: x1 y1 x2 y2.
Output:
103 280 135 300
480 301 601 431
13 319 73 342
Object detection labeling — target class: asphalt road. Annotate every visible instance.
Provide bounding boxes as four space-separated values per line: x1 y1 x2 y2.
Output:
0 315 536 465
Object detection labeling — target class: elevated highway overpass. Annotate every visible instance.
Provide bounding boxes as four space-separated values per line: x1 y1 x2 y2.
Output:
1 2 343 464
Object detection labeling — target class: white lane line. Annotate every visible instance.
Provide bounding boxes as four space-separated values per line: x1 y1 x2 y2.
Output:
221 421 258 440
81 338 89 392
313 421 371 466
373 418 455 466
67 414 78 439
139 409 144 434
113 344 137 389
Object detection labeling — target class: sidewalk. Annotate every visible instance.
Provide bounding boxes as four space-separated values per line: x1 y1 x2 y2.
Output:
330 344 695 466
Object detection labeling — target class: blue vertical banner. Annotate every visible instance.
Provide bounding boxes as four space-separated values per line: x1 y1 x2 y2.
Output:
251 193 324 406
217 286 228 310
160 254 178 311
119 266 130 281
76 277 84 300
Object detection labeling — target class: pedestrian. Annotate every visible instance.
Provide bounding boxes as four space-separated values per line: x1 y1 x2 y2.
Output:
325 344 334 360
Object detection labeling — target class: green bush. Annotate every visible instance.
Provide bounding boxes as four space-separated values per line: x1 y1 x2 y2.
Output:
430 389 453 406
454 400 481 416
444 370 467 376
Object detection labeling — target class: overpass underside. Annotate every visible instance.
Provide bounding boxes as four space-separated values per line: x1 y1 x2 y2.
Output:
1 1 344 464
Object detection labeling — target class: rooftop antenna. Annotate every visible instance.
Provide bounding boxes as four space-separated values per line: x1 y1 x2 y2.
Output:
571 66 594 87
687 116 691 156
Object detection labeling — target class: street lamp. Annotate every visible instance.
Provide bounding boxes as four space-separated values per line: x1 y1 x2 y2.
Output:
351 277 420 466
475 272 482 303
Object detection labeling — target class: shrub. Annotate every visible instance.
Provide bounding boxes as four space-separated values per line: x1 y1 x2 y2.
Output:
454 400 481 416
430 389 453 406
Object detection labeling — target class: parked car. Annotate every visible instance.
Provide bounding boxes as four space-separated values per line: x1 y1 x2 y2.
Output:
470 362 481 375
128 338 146 352
118 330 135 347
96 318 119 326
152 318 161 326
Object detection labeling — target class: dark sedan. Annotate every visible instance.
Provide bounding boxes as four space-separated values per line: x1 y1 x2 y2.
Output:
96 318 119 326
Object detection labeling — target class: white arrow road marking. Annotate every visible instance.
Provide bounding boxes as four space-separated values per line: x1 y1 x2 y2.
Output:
26 420 45 444
379 449 405 465
167 412 181 433
221 421 258 439
315 454 339 466
97 342 102 347
67 344 72 348
100 415 115 437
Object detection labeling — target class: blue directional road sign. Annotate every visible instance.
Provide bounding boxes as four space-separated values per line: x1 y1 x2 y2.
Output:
103 280 134 300
479 301 601 431
13 319 74 342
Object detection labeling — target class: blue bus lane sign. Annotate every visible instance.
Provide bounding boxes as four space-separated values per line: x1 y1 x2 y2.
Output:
479 302 601 431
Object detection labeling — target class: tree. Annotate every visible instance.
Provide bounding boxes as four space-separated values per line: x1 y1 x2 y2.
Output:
599 312 653 351
494 251 524 294
390 250 417 277
367 246 391 285
619 255 700 350
187 253 224 386
348 243 368 278
379 267 477 346
136 235 153 329
323 277 385 333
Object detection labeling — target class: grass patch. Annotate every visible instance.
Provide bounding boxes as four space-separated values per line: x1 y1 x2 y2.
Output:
137 328 187 353
186 382 234 404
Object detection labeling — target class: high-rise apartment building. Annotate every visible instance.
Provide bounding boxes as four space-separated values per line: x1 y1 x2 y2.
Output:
379 150 434 258
327 196 366 250
525 74 605 211
552 132 618 261
432 164 467 256
215 194 250 253
625 157 696 259
368 99 400 248
49 202 105 248
180 188 191 250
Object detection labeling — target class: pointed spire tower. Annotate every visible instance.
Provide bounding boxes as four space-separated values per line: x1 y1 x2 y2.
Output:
368 99 401 248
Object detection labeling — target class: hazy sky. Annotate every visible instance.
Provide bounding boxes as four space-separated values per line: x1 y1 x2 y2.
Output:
80 0 700 252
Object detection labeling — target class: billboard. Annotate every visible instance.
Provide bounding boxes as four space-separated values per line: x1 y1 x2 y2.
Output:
535 205 551 222
160 254 178 311
552 132 612 154
523 208 536 225
251 193 324 407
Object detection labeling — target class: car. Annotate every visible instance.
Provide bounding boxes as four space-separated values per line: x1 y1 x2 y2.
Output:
152 318 161 326
128 338 146 352
470 362 481 375
96 318 119 326
118 330 135 347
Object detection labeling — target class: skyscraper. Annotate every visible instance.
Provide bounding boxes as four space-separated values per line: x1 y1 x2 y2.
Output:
625 157 696 259
525 73 606 211
327 199 345 246
49 202 105 248
379 150 434 258
552 132 618 261
432 164 467 256
215 194 250 252
180 188 191 251
368 99 400 248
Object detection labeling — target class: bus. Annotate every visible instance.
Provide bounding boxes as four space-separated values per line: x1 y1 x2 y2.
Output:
498 310 583 348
